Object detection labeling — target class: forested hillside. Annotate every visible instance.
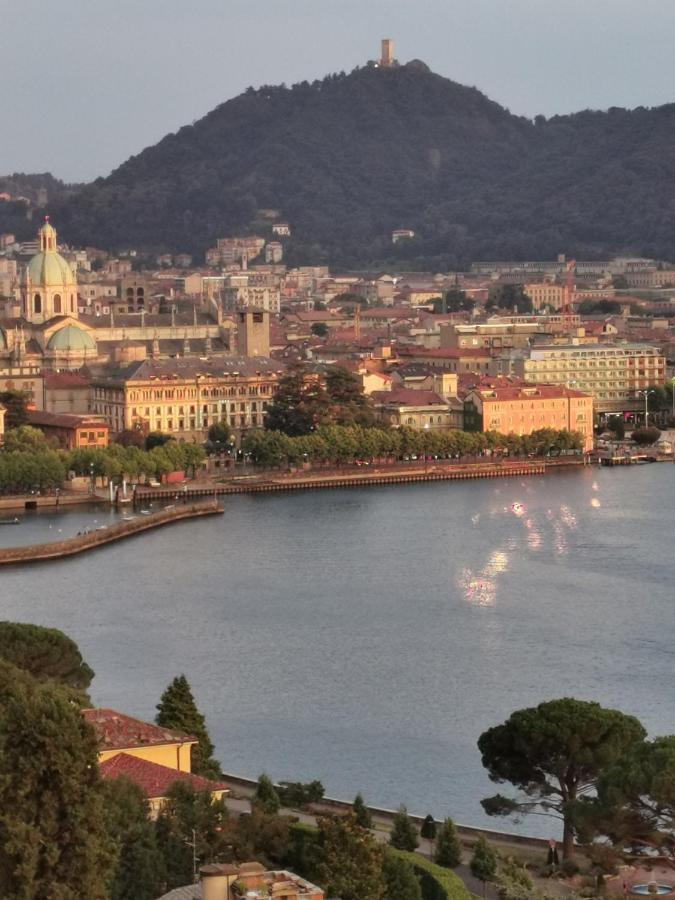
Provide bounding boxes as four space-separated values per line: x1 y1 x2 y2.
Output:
10 62 675 267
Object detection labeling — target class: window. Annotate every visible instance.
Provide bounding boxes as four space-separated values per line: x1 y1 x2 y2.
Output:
53 293 62 314
34 293 42 314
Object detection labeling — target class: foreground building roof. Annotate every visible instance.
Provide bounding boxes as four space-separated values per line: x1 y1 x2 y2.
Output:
99 752 228 800
82 707 196 751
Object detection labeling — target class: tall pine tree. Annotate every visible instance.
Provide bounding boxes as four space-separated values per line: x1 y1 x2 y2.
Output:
156 674 221 779
0 660 113 898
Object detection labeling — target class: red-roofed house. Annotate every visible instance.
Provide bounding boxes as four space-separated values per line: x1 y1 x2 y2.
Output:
83 707 229 816
27 410 109 449
99 753 228 817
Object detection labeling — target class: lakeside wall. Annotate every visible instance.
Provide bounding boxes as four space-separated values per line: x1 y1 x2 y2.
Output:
136 458 582 501
220 770 551 851
0 502 223 566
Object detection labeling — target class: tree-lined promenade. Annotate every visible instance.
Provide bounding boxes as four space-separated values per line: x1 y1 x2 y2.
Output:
241 424 584 469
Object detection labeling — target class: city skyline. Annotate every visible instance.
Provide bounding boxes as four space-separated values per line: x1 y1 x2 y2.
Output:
5 0 675 182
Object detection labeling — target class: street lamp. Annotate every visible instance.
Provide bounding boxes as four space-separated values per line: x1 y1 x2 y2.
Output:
636 390 656 428
89 461 95 495
423 422 430 474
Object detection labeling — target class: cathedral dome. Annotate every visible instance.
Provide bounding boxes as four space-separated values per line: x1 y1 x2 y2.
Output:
26 218 75 288
27 250 75 288
47 325 95 352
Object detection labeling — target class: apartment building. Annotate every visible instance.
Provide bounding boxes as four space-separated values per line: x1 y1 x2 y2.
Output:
91 356 284 438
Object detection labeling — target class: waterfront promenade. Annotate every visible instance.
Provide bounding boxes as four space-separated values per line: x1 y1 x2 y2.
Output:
135 456 582 502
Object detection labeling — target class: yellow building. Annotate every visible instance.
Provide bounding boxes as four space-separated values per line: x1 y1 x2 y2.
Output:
524 282 565 311
83 708 228 817
91 356 285 438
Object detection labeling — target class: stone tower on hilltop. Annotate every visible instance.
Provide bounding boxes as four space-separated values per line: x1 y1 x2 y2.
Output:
380 39 395 67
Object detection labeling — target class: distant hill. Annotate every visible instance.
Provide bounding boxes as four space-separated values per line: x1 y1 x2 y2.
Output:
37 63 675 266
0 173 82 241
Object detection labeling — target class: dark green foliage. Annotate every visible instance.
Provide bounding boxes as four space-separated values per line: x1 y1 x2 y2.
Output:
0 621 94 693
235 807 290 866
155 674 221 778
207 421 232 444
264 369 329 436
311 322 329 337
383 851 422 900
592 735 675 858
631 426 661 445
606 417 625 439
44 65 675 267
0 449 66 493
2 426 53 453
577 299 621 315
276 779 324 808
433 818 462 869
420 814 437 840
154 781 230 889
438 289 475 313
470 837 497 885
354 792 373 828
0 659 113 898
253 773 281 815
487 284 533 313
316 813 385 900
389 804 419 851
104 778 166 900
145 431 173 450
284 822 321 884
388 849 473 900
478 698 646 859
0 391 29 429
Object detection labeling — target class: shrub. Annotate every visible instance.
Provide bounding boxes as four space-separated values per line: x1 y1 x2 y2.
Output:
388 849 473 900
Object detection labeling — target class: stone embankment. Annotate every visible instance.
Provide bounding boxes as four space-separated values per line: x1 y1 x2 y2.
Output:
0 501 223 567
221 770 551 852
137 457 582 502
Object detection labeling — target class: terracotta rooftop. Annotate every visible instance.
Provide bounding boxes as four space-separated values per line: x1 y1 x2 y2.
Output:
83 707 197 750
397 345 491 358
28 411 109 430
43 371 91 389
99 753 228 799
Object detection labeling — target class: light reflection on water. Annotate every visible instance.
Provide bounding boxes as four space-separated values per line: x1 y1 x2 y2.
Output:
0 466 671 836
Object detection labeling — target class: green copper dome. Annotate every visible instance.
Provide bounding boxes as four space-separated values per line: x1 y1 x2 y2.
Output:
47 325 95 352
27 251 75 288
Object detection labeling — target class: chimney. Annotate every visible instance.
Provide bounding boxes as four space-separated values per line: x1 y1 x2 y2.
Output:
199 863 239 900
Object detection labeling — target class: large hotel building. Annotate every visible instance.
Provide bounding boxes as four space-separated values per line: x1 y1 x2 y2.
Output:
493 343 666 414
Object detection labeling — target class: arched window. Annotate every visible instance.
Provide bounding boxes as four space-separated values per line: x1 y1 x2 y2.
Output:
53 294 62 314
70 294 75 313
126 288 134 298
34 293 42 314
137 287 144 297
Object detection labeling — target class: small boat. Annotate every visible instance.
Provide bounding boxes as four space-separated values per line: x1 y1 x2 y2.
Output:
0 517 21 525
139 509 152 516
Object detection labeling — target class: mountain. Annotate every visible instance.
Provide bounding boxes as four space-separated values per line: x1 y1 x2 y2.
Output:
42 62 675 266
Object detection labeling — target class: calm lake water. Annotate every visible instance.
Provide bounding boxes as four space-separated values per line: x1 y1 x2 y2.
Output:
1 465 674 834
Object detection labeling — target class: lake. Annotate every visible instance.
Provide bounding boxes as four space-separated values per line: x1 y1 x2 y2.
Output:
1 464 673 834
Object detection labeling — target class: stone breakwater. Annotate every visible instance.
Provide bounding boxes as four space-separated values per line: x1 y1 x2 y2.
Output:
0 502 223 566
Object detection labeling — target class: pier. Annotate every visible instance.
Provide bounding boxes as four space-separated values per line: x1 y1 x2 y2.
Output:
0 501 223 566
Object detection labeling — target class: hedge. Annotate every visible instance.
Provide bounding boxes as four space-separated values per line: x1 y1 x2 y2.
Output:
387 848 473 900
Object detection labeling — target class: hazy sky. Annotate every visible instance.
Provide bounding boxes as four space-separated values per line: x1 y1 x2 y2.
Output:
4 0 675 183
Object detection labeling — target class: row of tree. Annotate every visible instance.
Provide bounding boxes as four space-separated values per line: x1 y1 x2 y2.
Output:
0 425 206 494
243 424 584 467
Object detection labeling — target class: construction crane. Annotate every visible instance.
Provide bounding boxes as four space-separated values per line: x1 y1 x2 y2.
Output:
563 259 576 325
354 305 361 340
